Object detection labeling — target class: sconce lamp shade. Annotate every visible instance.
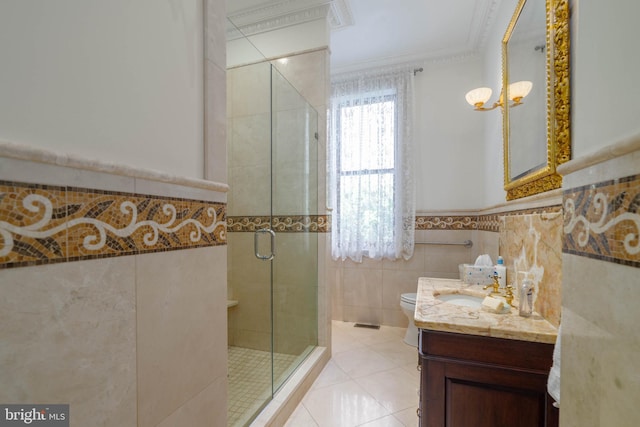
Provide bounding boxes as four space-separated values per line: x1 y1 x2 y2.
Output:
508 80 533 102
465 87 492 107
466 81 532 111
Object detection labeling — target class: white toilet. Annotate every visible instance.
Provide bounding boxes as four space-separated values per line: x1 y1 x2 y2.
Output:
400 293 418 347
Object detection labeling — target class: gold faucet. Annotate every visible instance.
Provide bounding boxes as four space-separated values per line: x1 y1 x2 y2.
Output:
482 273 517 307
482 273 501 296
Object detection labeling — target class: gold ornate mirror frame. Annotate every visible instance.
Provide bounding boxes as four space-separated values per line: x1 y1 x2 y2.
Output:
503 0 570 200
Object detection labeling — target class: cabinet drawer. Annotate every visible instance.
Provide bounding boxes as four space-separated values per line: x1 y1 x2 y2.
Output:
420 330 554 372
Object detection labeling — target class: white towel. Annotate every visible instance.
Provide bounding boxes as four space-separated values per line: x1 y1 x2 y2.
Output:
547 324 561 407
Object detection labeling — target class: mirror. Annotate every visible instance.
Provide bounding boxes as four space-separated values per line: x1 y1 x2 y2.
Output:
503 0 570 200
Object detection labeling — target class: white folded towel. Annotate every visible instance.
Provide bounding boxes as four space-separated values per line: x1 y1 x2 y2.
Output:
547 324 561 407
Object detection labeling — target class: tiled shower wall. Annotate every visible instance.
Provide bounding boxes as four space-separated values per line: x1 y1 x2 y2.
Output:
227 48 331 351
226 61 271 352
273 49 331 348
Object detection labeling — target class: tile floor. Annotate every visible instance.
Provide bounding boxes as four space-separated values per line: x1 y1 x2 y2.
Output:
228 346 300 426
284 321 421 427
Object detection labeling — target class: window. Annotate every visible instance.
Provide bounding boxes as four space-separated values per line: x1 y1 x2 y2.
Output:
336 94 396 253
328 69 415 262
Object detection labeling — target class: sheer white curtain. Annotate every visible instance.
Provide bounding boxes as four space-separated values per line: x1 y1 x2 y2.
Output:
328 66 416 262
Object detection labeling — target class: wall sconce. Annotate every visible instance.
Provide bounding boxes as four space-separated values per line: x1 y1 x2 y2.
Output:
465 81 532 111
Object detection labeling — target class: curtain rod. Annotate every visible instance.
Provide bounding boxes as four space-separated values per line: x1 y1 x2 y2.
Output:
415 240 473 248
333 63 424 82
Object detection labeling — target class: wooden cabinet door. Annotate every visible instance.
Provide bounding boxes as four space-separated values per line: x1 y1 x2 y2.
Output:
444 361 548 427
419 330 558 427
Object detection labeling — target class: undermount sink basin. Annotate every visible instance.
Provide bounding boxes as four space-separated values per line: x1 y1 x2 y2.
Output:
436 293 484 308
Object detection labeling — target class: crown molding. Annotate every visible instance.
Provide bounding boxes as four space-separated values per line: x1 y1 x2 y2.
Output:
227 0 501 74
472 0 501 55
228 0 351 38
228 4 330 38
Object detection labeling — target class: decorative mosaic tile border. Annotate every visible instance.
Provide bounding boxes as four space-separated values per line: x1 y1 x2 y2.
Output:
227 207 562 234
476 214 499 232
227 215 329 232
481 206 563 232
563 173 640 268
415 216 477 230
499 205 563 216
414 208 562 232
0 180 226 269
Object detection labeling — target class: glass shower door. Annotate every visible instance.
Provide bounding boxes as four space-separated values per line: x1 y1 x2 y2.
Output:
227 60 276 427
226 57 318 426
270 66 318 393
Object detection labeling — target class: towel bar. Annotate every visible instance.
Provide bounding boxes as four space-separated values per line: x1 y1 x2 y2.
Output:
415 240 473 248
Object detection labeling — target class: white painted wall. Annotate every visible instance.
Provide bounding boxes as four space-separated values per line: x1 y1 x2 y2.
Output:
414 57 487 210
572 0 640 157
414 0 521 211
0 0 204 178
413 0 520 210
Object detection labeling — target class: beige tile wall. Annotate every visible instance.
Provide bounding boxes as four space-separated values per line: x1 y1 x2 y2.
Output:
227 232 273 351
330 207 565 328
330 228 482 327
559 147 640 427
227 61 272 218
137 247 227 427
0 257 137 426
0 158 229 426
499 212 563 327
227 48 331 351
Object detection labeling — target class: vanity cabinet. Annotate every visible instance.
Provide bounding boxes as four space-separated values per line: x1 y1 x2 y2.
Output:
419 330 558 427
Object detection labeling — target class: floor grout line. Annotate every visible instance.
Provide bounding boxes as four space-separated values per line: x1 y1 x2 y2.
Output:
284 321 420 427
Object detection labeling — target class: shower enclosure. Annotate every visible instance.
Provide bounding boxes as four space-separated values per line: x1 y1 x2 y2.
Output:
226 21 319 426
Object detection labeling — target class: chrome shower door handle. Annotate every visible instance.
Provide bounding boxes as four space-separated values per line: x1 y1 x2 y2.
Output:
254 228 276 260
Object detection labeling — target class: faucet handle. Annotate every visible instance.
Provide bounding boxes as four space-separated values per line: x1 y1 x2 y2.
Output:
504 284 515 307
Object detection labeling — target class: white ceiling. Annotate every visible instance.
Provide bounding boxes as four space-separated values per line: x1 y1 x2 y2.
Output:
227 0 501 74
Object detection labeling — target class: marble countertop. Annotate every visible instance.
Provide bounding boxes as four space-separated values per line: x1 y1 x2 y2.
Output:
414 277 558 344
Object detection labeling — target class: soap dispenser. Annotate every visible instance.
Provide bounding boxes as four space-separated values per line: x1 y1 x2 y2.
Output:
519 273 534 318
494 256 506 288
